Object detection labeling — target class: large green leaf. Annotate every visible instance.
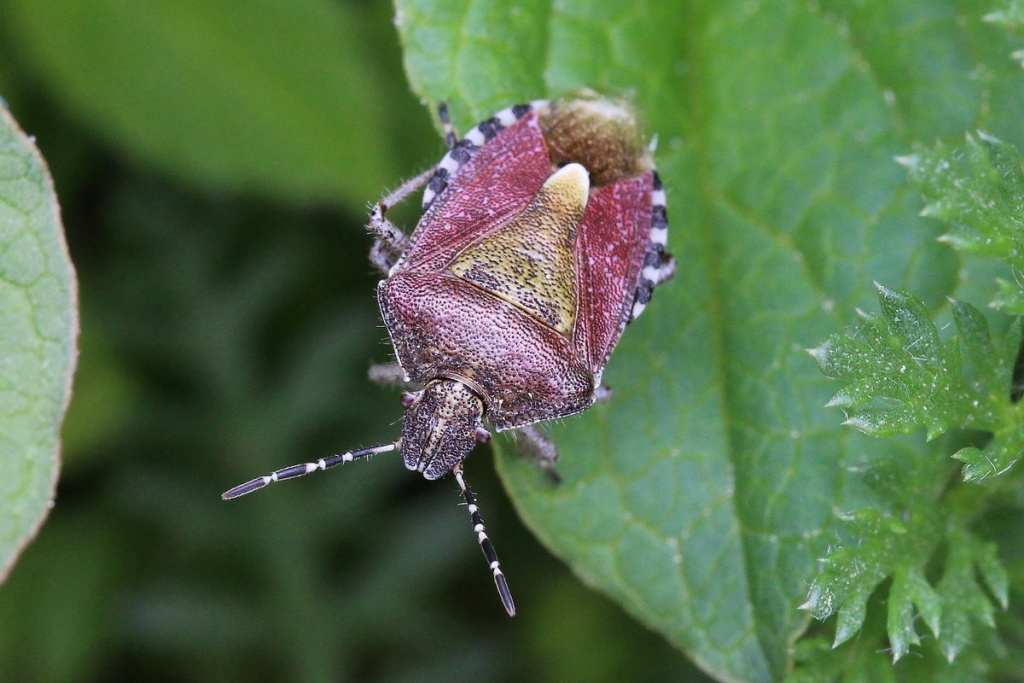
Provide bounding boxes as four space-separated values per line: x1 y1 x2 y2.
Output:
395 1 1022 681
0 106 77 580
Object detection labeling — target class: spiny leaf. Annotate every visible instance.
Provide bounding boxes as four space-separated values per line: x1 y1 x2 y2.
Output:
951 424 1024 482
933 528 1008 662
816 286 1024 480
975 537 1010 610
0 106 77 581
899 132 1024 281
804 508 1007 663
813 286 988 440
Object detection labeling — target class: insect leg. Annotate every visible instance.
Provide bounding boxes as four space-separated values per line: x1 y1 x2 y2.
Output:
222 441 399 500
512 424 562 485
367 167 436 274
367 362 415 390
453 464 516 617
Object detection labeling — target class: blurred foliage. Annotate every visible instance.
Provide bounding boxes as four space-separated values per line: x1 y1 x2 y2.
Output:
5 0 405 207
0 1 707 682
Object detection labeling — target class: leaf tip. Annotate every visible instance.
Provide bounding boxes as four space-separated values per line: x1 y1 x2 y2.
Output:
826 393 853 408
806 342 830 364
842 415 874 433
894 153 918 170
873 281 895 298
975 129 998 145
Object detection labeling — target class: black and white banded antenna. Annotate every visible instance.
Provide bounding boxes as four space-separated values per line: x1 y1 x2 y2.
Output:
221 442 400 500
221 441 517 617
453 463 516 617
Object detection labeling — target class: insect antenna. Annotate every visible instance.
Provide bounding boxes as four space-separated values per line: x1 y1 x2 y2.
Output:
453 464 516 617
222 441 400 500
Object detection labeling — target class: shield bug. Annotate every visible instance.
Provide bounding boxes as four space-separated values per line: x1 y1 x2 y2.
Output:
223 93 675 616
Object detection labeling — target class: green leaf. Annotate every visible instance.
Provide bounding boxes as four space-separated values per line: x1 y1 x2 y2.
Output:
803 507 1007 663
5 0 422 209
900 132 1024 280
392 1 1024 679
789 629 996 683
816 286 1024 481
0 105 77 581
813 286 984 440
951 423 1024 482
933 528 1007 662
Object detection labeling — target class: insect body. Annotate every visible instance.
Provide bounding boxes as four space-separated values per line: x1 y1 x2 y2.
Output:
224 94 675 616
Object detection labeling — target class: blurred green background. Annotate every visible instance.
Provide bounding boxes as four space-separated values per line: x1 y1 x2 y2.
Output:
0 1 712 681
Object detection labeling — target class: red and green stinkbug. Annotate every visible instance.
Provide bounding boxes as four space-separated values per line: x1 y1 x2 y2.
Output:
223 94 675 616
